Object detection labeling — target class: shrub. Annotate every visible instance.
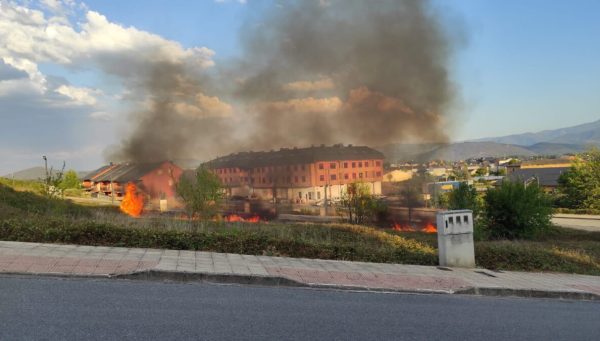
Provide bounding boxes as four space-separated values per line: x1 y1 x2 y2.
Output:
447 183 483 217
484 181 552 239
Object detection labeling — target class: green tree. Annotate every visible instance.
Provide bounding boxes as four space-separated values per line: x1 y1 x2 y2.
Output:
40 159 65 198
448 183 482 217
176 167 224 220
59 170 81 190
339 182 384 224
475 167 487 176
557 149 600 210
484 181 552 239
400 176 425 224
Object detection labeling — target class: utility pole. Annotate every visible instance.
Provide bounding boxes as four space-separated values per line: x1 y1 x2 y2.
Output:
42 155 48 192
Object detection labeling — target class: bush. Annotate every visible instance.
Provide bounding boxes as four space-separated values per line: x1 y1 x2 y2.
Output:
484 181 552 239
447 183 483 217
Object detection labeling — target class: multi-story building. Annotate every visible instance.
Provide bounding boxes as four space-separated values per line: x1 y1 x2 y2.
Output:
205 144 385 203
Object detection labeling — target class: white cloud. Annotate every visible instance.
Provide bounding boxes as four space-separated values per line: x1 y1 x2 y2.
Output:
283 78 334 92
89 111 113 120
55 84 99 105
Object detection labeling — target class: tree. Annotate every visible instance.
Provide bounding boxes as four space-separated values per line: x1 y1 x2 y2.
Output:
448 183 482 217
557 149 600 210
475 167 487 177
41 159 65 198
339 182 383 224
484 180 552 239
59 170 81 190
400 176 424 225
176 167 224 220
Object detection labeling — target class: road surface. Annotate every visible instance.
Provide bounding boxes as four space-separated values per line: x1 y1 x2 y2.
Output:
0 275 598 340
552 214 600 232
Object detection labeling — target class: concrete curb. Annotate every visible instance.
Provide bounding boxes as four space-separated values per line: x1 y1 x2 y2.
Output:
2 270 599 301
455 287 600 301
116 270 600 301
115 269 309 288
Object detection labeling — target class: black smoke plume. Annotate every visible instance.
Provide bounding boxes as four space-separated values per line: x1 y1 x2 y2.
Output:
109 0 463 163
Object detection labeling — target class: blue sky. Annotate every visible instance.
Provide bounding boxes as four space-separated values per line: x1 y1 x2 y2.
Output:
0 0 599 174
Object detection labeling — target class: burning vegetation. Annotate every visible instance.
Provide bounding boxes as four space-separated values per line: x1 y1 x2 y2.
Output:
120 183 144 217
393 222 437 233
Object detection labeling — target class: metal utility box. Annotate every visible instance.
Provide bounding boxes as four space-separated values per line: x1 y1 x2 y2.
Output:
436 210 475 268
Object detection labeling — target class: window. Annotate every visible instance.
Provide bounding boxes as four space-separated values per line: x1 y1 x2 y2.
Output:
359 172 363 178
218 169 222 174
358 162 363 167
294 176 298 183
344 174 349 180
343 162 348 168
319 175 325 181
301 164 305 171
330 163 336 169
330 174 337 180
302 176 306 182
365 162 369 167
352 173 356 179
319 163 324 170
298 192 302 198
308 192 312 200
317 192 321 200
376 171 382 177
376 161 381 166
464 215 469 223
262 177 266 184
293 165 298 171
352 162 356 168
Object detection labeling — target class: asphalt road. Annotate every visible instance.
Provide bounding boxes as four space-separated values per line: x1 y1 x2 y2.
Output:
552 215 600 232
0 276 598 341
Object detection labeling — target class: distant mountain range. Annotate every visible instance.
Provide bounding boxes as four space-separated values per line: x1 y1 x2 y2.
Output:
380 119 600 162
1 167 89 181
472 119 600 146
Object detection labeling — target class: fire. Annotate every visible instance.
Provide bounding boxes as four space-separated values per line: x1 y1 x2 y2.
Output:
223 214 261 223
392 222 437 233
422 222 437 233
393 223 415 232
120 183 144 217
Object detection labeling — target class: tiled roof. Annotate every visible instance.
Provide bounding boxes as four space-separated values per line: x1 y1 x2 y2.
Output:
204 145 384 170
507 167 571 187
83 162 166 182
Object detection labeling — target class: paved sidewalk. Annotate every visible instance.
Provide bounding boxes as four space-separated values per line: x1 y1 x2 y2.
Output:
1 241 599 300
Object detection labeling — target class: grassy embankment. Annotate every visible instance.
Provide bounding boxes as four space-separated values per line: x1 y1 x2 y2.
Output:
0 180 598 275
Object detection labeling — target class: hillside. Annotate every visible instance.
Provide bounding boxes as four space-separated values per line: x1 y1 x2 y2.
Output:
379 142 536 162
526 142 587 155
2 167 88 180
473 119 600 146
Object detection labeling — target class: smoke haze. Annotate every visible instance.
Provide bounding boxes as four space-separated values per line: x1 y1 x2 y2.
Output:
109 0 463 163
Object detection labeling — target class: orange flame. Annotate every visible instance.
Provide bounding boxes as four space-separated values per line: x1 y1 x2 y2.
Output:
393 223 416 232
392 222 437 233
422 222 437 233
120 183 144 217
224 214 261 223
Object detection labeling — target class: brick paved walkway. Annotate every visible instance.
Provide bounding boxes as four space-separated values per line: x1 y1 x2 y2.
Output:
1 241 599 299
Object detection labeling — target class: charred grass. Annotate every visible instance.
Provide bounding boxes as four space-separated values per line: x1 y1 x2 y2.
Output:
1 183 599 275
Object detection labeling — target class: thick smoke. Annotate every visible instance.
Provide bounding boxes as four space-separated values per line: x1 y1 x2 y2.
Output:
110 0 461 163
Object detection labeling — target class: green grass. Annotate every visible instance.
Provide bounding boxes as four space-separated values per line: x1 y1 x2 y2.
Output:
1 183 599 275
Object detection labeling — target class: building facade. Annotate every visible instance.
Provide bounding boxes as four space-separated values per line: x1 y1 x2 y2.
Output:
205 145 385 203
82 161 183 203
